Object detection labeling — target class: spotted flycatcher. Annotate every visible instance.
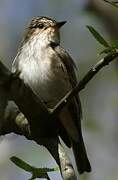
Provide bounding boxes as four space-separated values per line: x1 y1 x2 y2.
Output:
12 16 91 174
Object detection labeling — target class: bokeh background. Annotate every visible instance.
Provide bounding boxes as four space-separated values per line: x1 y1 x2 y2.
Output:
0 0 118 180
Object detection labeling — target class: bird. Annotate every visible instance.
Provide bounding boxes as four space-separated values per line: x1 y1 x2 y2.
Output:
12 16 91 174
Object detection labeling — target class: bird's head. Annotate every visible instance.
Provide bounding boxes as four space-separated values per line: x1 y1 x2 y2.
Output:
24 16 66 45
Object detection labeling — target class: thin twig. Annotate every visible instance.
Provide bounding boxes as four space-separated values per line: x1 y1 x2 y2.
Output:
104 0 118 7
52 52 118 115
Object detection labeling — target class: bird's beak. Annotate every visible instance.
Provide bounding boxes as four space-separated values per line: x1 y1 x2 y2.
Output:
56 21 67 28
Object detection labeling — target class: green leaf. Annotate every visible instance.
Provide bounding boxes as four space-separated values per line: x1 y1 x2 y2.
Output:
86 25 110 47
111 41 118 48
10 156 33 172
100 47 113 54
10 156 58 179
99 43 118 54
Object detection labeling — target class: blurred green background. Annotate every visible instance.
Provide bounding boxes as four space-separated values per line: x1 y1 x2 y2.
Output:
0 0 118 180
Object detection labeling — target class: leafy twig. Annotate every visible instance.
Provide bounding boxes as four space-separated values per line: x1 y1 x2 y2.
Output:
10 156 58 180
52 52 118 115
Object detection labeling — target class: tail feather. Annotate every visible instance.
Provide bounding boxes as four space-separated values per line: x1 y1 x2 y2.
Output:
71 137 91 174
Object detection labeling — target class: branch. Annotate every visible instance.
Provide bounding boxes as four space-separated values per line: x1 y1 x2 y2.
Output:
52 52 118 114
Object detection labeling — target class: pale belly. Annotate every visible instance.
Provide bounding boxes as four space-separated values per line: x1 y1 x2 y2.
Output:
19 59 71 108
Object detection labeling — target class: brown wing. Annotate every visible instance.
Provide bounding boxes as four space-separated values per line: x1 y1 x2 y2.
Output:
54 45 82 130
53 45 91 174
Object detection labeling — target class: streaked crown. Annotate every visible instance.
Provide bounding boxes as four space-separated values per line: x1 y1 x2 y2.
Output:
29 16 57 29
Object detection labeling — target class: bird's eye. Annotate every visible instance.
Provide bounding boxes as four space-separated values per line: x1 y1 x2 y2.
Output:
38 23 44 29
